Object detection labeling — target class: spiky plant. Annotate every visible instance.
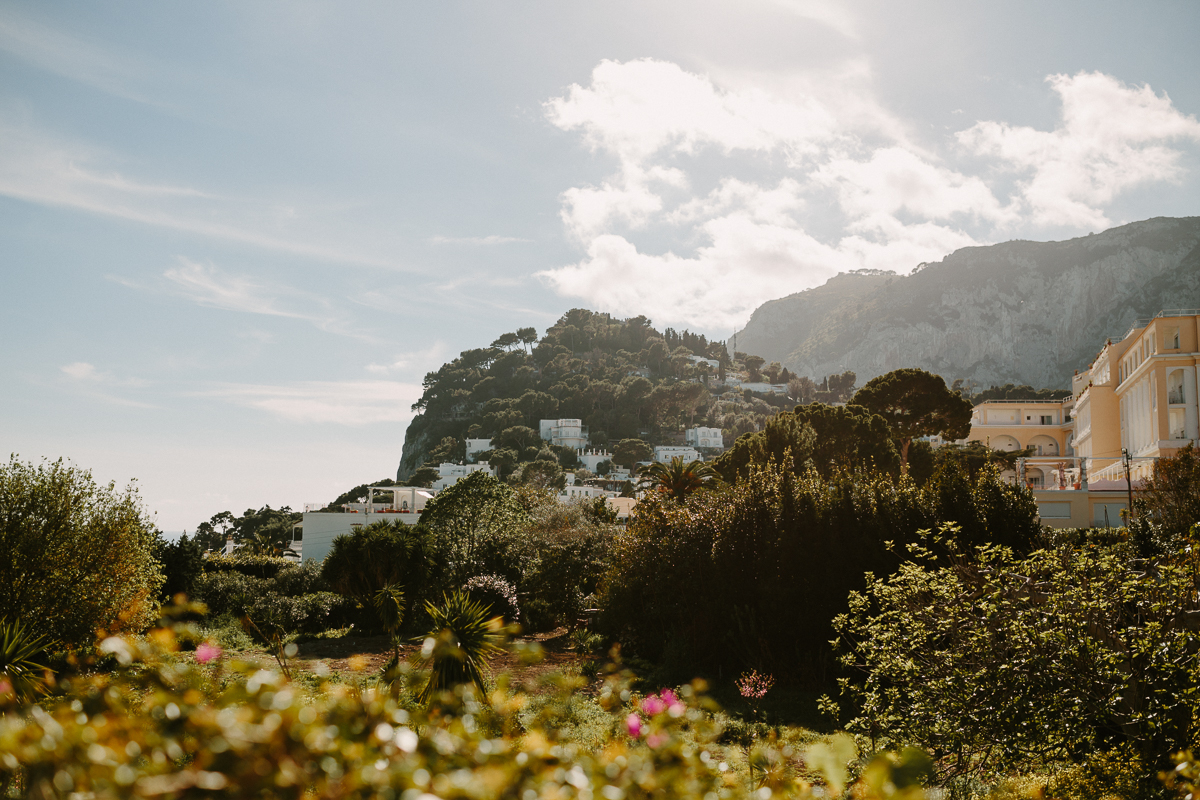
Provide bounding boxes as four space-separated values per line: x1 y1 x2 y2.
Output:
0 618 52 702
636 457 720 501
373 583 406 665
416 591 502 704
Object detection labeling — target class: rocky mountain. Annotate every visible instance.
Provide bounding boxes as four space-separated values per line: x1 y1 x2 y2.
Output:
732 217 1200 390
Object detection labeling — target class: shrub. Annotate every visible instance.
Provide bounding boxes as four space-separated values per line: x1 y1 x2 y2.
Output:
201 553 291 579
323 521 437 628
0 456 163 648
516 500 615 631
836 529 1200 781
463 575 519 622
192 570 271 617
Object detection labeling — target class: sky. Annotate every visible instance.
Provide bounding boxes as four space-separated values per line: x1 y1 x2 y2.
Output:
2 0 1199 533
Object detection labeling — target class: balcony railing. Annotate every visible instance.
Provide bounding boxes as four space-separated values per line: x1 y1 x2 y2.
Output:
1168 390 1186 405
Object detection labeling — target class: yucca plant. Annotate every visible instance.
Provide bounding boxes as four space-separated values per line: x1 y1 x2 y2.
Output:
373 582 406 665
416 591 502 704
0 617 52 702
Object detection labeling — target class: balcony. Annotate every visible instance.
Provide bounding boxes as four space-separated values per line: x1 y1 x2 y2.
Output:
1168 389 1186 405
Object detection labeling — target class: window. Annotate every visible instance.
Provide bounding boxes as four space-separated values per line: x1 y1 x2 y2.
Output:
1167 327 1181 349
1040 415 1054 425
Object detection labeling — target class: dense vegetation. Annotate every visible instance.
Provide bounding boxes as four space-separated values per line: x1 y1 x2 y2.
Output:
398 308 852 481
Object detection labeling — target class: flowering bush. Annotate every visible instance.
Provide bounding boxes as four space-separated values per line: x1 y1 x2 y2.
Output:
0 616 932 800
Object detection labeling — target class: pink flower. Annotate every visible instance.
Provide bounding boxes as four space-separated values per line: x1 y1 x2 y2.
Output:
641 694 666 715
625 712 643 738
195 643 223 664
646 732 667 749
660 689 685 715
0 679 11 696
736 670 774 700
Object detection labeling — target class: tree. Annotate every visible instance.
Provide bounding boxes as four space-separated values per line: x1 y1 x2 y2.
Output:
419 472 528 584
518 460 566 492
323 520 434 628
516 326 538 354
0 456 164 648
153 533 204 603
744 355 766 382
636 458 720 501
408 466 440 488
1141 443 1200 541
612 438 653 470
850 368 972 470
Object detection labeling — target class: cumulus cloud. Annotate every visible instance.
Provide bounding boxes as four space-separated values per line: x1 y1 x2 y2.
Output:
202 381 421 425
959 72 1200 228
540 62 1199 330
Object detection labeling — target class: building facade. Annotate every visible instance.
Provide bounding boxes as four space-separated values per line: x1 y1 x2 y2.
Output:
685 426 724 449
539 418 589 449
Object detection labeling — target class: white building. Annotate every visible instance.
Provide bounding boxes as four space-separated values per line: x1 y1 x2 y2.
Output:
433 461 495 491
540 418 588 449
685 426 724 449
465 438 492 461
653 445 701 464
576 448 613 472
688 355 720 370
301 485 434 563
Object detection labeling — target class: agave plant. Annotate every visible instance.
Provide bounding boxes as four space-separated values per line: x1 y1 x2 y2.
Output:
636 457 721 501
0 617 52 702
416 591 502 704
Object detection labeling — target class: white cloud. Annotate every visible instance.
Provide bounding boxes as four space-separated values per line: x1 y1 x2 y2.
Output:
541 62 1199 330
958 72 1200 227
61 362 99 380
202 381 421 425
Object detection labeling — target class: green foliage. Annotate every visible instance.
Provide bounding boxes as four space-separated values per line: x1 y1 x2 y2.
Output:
1140 442 1200 543
836 529 1200 780
613 438 654 469
637 457 721 501
193 504 301 553
599 460 1039 685
716 403 898 481
462 574 520 622
419 471 528 585
416 591 503 703
968 383 1072 404
0 456 163 648
201 553 292 579
0 618 51 702
0 609 931 800
515 500 617 631
519 459 567 491
152 532 203 602
851 369 973 469
408 466 440 488
322 520 436 628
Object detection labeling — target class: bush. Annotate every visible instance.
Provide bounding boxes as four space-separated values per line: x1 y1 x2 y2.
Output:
192 571 271 617
323 521 437 623
836 529 1200 781
516 500 615 631
153 533 203 602
0 456 163 648
598 460 1039 686
462 575 519 622
201 553 291 579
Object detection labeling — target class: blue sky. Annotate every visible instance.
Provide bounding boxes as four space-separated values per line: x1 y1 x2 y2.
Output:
2 0 1199 532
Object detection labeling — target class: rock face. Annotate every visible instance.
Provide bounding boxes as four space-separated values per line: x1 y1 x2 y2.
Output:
732 217 1200 389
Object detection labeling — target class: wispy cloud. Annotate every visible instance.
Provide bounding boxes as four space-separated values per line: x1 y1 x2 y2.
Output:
0 120 404 269
0 12 157 105
58 362 155 407
201 381 421 425
114 258 375 341
429 235 532 245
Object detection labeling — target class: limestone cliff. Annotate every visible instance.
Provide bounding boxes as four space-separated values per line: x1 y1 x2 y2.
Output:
732 217 1200 389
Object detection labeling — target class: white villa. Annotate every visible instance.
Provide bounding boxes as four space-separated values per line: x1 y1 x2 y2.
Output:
540 418 589 449
685 426 724 449
432 461 495 490
302 485 434 563
653 445 701 464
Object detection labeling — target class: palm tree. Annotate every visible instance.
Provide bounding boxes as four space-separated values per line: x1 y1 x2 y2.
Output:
636 457 721 501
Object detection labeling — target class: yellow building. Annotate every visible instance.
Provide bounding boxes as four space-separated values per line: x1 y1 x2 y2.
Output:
1076 309 1200 483
964 309 1200 529
967 398 1073 488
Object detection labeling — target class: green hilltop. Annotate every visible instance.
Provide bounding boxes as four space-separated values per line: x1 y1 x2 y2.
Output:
396 308 829 481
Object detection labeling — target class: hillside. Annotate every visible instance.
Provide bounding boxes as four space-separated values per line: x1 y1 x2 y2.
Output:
395 310 797 480
733 216 1200 389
